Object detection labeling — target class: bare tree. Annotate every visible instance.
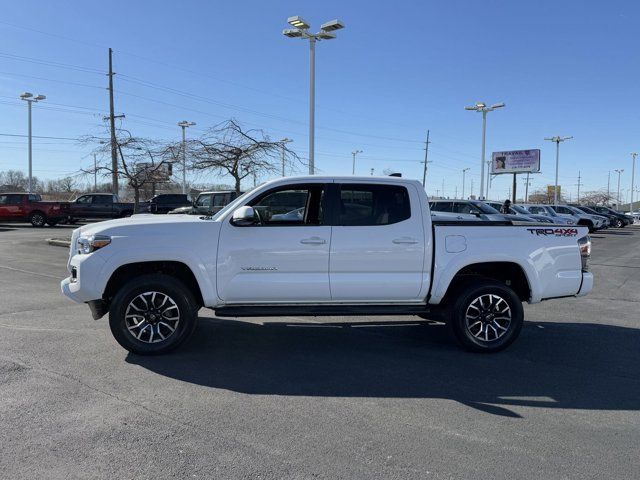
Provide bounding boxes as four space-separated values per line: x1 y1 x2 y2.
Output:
190 119 302 194
578 190 615 206
81 129 174 212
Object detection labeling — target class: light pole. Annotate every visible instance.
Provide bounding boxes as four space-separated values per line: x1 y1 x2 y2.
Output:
351 149 363 175
462 167 470 199
631 153 638 213
20 92 46 193
279 138 293 176
614 169 624 210
544 135 573 206
283 16 345 175
177 121 196 194
464 101 505 200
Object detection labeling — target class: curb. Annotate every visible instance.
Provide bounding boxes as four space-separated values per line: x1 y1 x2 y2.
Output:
47 238 71 248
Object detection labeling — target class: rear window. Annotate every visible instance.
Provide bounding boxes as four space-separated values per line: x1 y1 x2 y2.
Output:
338 184 410 226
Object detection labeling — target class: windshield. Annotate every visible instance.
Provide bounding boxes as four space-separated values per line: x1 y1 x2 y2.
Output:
580 206 599 215
212 186 260 220
566 206 584 215
511 205 529 214
471 201 500 214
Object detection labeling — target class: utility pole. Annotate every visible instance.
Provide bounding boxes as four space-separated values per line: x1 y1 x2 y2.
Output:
421 130 431 187
454 185 458 198
524 172 531 203
177 121 196 194
93 153 97 191
462 168 470 199
486 160 492 199
607 171 611 202
351 149 363 175
470 178 474 197
544 135 573 206
614 169 624 210
441 178 445 198
576 171 583 203
107 48 119 196
279 138 293 176
631 153 638 213
511 173 517 204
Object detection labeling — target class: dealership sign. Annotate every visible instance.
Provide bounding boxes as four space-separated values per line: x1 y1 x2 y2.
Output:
491 149 541 174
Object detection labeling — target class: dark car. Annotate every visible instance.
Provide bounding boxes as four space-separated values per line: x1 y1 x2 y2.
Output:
142 194 192 214
68 193 134 221
168 190 243 216
589 205 632 228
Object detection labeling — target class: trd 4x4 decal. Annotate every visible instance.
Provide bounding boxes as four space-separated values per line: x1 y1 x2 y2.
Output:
526 227 579 237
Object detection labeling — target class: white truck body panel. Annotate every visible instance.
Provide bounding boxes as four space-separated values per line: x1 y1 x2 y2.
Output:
61 176 593 311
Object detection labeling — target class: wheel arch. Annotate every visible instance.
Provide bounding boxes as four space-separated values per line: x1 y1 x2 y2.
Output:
439 261 532 304
103 261 205 307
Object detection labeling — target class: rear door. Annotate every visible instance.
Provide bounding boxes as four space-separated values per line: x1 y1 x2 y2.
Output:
216 182 331 303
91 195 114 217
329 182 426 301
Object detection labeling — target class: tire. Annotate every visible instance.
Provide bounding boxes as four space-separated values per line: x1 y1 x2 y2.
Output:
448 279 524 353
615 219 623 228
29 211 47 228
579 220 594 233
108 274 199 355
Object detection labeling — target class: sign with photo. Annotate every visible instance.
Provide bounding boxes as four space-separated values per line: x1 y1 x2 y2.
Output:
491 149 541 174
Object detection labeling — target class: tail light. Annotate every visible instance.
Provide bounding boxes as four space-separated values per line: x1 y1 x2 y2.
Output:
578 235 591 271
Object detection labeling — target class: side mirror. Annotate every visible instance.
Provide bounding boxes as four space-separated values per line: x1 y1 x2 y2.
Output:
232 206 257 226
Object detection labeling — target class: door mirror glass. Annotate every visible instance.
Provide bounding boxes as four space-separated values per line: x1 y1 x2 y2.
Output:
232 206 257 226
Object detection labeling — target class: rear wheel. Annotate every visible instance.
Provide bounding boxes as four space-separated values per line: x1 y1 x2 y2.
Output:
448 279 523 353
615 218 623 228
29 211 47 227
108 274 199 355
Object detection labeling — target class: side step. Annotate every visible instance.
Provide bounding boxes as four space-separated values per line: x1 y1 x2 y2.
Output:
214 304 433 318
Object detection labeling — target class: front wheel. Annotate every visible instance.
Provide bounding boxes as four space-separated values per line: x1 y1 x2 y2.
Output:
449 279 524 353
615 219 623 228
108 274 199 355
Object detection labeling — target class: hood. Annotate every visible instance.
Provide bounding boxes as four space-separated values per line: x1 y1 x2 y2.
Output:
77 213 211 237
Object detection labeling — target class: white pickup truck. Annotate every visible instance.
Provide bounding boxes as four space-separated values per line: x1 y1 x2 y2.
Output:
61 176 593 355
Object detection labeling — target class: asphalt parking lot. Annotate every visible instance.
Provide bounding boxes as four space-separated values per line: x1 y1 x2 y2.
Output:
1 223 639 479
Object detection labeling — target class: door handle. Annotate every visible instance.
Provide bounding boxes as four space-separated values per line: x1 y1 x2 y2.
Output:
300 237 326 245
392 237 419 244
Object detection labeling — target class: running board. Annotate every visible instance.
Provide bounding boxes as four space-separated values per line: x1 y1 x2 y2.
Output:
214 304 432 318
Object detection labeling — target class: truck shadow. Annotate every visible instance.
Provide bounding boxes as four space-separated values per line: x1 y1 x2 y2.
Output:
127 318 640 418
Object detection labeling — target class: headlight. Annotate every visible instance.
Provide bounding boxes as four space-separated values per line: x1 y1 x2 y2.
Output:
77 235 111 254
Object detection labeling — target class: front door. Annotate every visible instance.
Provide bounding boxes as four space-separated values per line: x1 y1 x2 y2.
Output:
216 182 331 303
329 182 427 301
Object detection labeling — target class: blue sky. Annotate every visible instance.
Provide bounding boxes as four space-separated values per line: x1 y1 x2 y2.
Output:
0 0 638 200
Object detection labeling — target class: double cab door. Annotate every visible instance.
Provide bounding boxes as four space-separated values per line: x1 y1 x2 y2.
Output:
216 181 427 304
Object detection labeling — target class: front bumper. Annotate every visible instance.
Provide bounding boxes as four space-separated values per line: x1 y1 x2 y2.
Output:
576 271 594 297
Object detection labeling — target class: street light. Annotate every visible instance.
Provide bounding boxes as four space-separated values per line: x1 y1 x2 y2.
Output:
283 16 345 175
464 101 505 200
631 153 638 213
177 121 196 194
351 149 363 175
462 167 470 199
20 92 46 193
544 135 573 206
279 138 293 176
614 169 624 210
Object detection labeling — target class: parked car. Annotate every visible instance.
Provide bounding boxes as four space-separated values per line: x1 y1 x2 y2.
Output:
569 205 612 228
550 205 606 232
61 176 593 356
484 201 554 223
587 205 632 228
0 192 70 227
141 194 192 214
518 204 577 226
168 190 242 216
68 194 134 222
429 199 536 223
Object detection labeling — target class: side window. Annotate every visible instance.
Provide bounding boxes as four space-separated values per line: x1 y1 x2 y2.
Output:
196 194 212 208
76 195 92 204
93 195 112 205
430 201 452 213
338 184 410 226
212 193 231 207
453 202 479 215
6 194 24 205
556 206 570 214
249 185 324 226
28 194 41 202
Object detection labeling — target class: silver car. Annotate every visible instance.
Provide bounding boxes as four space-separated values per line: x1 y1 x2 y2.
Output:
551 205 607 232
484 201 554 224
429 199 537 223
518 204 577 226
